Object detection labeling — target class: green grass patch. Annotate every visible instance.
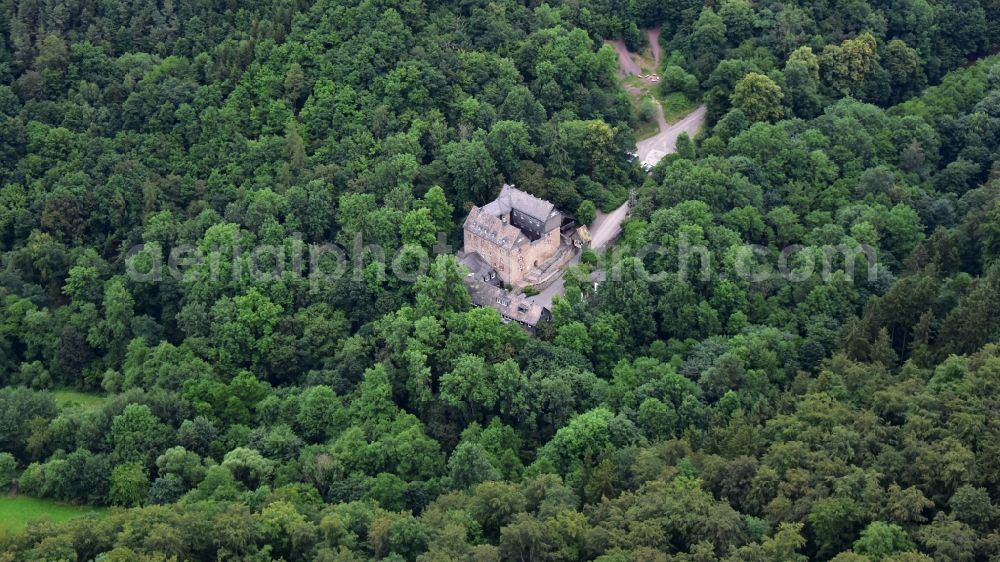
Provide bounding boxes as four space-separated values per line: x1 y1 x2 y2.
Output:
622 74 649 89
0 496 106 533
52 389 106 411
629 92 697 141
623 71 699 142
660 92 698 123
631 100 661 139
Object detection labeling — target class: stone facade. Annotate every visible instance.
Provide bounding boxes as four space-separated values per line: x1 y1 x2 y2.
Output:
459 184 573 333
463 222 560 285
462 184 563 286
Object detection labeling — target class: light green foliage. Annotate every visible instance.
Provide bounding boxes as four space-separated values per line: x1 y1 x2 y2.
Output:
417 185 454 233
258 500 318 560
854 522 916 560
222 447 274 490
51 389 105 411
731 72 784 123
156 446 206 488
554 321 592 356
110 404 168 464
108 462 149 507
576 200 596 226
820 33 880 97
400 207 437 248
540 407 616 472
296 385 344 442
662 65 699 99
440 354 496 418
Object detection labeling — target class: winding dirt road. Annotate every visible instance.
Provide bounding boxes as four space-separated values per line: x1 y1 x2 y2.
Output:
608 28 662 77
607 39 641 77
647 28 661 67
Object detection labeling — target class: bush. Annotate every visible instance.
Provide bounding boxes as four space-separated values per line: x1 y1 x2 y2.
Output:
18 463 46 497
577 200 597 225
661 65 698 98
147 475 186 505
0 453 15 489
638 97 658 122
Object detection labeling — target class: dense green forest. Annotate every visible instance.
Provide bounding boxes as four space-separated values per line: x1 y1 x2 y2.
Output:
2 0 1000 559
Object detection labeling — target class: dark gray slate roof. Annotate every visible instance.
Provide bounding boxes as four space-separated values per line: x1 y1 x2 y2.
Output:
463 206 528 250
457 251 496 278
481 184 559 223
464 277 549 326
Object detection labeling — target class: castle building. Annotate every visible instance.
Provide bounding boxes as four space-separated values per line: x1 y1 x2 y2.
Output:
462 184 563 286
456 184 573 332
